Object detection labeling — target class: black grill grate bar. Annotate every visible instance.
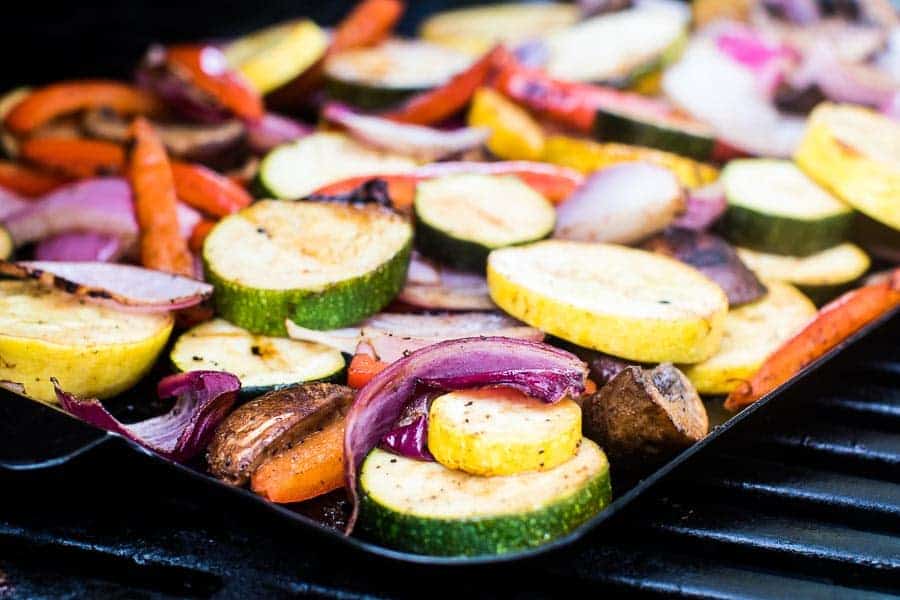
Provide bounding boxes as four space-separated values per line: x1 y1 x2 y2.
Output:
815 394 900 422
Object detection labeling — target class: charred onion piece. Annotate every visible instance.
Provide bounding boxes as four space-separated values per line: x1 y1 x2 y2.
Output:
207 383 354 486
643 228 767 307
584 364 708 465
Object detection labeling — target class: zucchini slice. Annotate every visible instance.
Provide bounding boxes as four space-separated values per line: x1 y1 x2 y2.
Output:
414 174 556 272
419 3 579 56
0 225 12 260
324 40 472 111
736 243 871 306
359 439 612 557
593 105 716 161
721 159 854 256
0 280 173 403
682 281 817 395
487 241 729 364
428 387 582 477
256 132 417 199
0 87 29 158
544 0 690 84
203 200 413 335
171 319 345 396
224 19 328 95
795 103 900 231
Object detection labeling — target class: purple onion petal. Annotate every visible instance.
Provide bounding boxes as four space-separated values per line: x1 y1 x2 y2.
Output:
35 233 123 262
343 336 587 533
380 415 433 462
673 182 727 231
246 112 312 154
55 371 240 463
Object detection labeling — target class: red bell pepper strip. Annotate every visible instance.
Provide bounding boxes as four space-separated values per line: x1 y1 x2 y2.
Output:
330 0 405 55
725 271 900 412
188 218 217 253
348 353 389 389
384 46 507 126
171 161 253 217
0 160 67 197
165 45 264 122
128 118 195 277
21 137 125 179
4 81 162 135
314 174 419 211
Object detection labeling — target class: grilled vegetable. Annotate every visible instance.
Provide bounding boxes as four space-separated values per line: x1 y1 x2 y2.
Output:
398 253 494 311
554 162 683 245
0 226 12 260
0 160 66 197
414 174 556 272
795 103 900 231
467 88 545 161
583 363 707 465
721 159 853 256
171 319 345 396
643 228 767 307
541 135 718 189
207 383 353 486
726 272 900 411
255 132 416 199
592 104 716 161
682 281 817 395
0 87 29 158
358 438 611 556
0 280 173 403
736 243 871 306
330 0 405 55
542 0 689 85
487 241 729 363
419 3 579 56
170 161 252 217
428 387 582 476
347 354 388 389
324 40 472 111
203 200 413 334
34 233 122 263
224 20 328 95
20 137 125 179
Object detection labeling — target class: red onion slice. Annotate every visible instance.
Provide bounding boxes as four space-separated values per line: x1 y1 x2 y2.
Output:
55 371 240 463
246 112 312 154
323 103 489 161
343 336 588 532
34 233 123 262
399 252 494 311
673 182 727 231
0 261 213 312
0 185 29 220
286 312 543 364
790 41 899 108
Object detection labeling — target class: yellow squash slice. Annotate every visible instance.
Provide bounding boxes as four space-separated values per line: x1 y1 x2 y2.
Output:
428 387 582 476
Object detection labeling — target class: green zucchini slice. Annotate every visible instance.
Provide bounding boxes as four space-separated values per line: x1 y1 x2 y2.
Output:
256 132 417 200
414 174 556 272
736 243 871 305
323 39 472 111
359 438 612 557
721 159 854 256
203 200 413 335
593 105 716 160
171 318 345 396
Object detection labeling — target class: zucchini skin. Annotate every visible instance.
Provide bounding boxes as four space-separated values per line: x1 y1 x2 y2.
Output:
414 213 491 273
323 77 423 112
593 109 715 161
205 238 412 336
359 463 612 557
721 204 853 257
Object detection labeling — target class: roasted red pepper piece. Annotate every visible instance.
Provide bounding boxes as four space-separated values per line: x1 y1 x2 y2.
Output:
348 353 389 389
4 81 162 135
188 218 217 253
331 0 405 54
20 137 125 179
725 271 900 411
171 161 252 217
165 45 264 122
0 160 67 197
128 117 195 277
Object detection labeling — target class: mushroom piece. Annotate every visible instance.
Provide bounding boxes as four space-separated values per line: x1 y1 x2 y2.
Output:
207 383 354 486
583 363 708 465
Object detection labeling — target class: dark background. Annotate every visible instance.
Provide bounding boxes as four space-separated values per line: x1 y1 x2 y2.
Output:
0 0 500 91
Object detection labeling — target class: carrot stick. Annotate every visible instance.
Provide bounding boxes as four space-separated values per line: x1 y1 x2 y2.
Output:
348 353 389 389
251 417 346 503
384 46 506 125
188 218 217 253
171 161 252 217
725 273 900 411
165 45 264 121
330 0 405 54
4 81 162 135
20 137 125 179
0 160 67 197
128 118 195 277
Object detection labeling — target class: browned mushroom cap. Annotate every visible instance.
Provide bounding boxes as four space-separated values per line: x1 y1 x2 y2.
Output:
81 108 246 165
584 363 708 465
207 383 354 486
